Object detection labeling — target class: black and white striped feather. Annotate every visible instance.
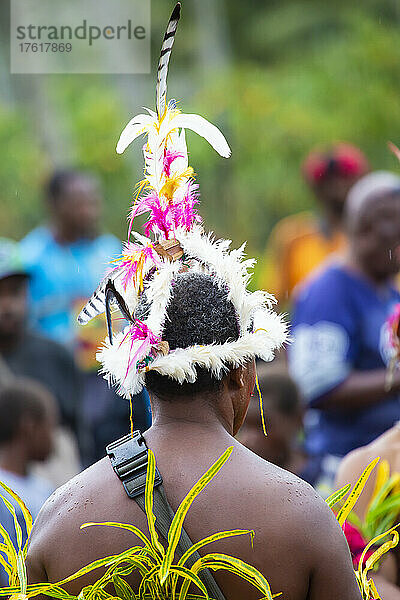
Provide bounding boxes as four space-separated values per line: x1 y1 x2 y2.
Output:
77 265 125 326
156 2 181 118
105 280 134 344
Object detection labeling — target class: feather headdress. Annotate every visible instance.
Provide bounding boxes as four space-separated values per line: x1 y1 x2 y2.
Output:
78 2 287 403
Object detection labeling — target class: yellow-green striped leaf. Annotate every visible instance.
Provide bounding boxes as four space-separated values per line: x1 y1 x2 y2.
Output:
137 564 159 597
0 552 12 577
112 575 137 600
17 552 27 595
0 492 23 550
145 450 165 557
178 530 254 567
80 522 156 559
159 447 233 585
358 524 399 579
365 530 399 572
337 458 379 527
55 547 143 586
0 521 17 568
0 480 33 545
325 484 351 509
168 565 209 599
195 553 274 600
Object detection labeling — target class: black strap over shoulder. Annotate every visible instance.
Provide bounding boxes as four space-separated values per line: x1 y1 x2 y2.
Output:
107 431 163 498
106 431 226 600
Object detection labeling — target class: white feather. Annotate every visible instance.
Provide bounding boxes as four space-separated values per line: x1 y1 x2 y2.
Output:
116 114 154 154
169 113 231 158
131 231 153 246
171 129 189 174
98 301 288 397
145 260 181 335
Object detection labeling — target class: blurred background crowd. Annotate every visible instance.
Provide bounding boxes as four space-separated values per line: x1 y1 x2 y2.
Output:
1 0 400 590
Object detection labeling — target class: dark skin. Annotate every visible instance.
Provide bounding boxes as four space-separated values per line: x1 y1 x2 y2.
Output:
237 395 305 473
49 175 101 244
336 426 400 599
317 192 400 411
0 275 28 351
0 389 56 477
312 173 361 231
26 362 361 600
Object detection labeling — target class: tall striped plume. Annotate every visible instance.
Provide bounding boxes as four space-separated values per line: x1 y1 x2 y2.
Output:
78 2 231 329
156 3 181 118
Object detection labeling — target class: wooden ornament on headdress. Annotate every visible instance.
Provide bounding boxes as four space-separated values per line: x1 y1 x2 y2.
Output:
153 238 184 261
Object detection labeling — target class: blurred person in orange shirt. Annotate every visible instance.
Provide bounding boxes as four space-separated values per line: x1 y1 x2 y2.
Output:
260 143 370 305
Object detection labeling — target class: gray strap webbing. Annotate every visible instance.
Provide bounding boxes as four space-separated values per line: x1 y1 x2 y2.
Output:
106 432 226 600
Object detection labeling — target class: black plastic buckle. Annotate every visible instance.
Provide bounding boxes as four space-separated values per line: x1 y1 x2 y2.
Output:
106 430 163 499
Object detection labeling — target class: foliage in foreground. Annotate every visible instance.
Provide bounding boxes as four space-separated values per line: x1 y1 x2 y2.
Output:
327 458 400 600
0 447 277 600
346 459 400 543
0 451 398 600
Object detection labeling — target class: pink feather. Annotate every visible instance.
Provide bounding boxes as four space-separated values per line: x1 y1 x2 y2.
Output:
128 180 201 239
118 242 161 290
163 149 184 177
120 320 161 378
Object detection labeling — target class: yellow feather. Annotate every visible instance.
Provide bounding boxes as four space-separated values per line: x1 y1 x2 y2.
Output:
160 167 194 201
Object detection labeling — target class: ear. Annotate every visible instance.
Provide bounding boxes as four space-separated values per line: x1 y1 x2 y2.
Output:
226 366 245 391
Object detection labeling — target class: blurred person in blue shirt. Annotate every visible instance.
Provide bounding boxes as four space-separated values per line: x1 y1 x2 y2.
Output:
20 169 120 347
20 170 151 465
289 171 400 484
0 379 55 586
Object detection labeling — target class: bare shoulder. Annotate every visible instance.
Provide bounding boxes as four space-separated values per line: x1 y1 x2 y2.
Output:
26 458 113 574
337 426 400 491
335 432 395 520
33 457 112 523
219 443 357 599
247 455 361 600
234 444 341 548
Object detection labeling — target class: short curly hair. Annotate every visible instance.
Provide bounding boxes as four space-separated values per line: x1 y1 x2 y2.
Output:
137 272 240 398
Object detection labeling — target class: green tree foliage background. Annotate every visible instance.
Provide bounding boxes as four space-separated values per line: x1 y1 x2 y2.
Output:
0 0 400 258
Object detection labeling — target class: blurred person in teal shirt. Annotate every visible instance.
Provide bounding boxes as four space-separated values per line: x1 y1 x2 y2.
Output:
20 169 120 348
20 170 151 465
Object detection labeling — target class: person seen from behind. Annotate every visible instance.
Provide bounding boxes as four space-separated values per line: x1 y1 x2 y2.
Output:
27 273 361 600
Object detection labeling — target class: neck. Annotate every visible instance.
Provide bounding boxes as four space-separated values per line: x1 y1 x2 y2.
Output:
148 393 235 437
0 441 29 477
325 212 341 231
52 223 80 245
343 247 385 287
